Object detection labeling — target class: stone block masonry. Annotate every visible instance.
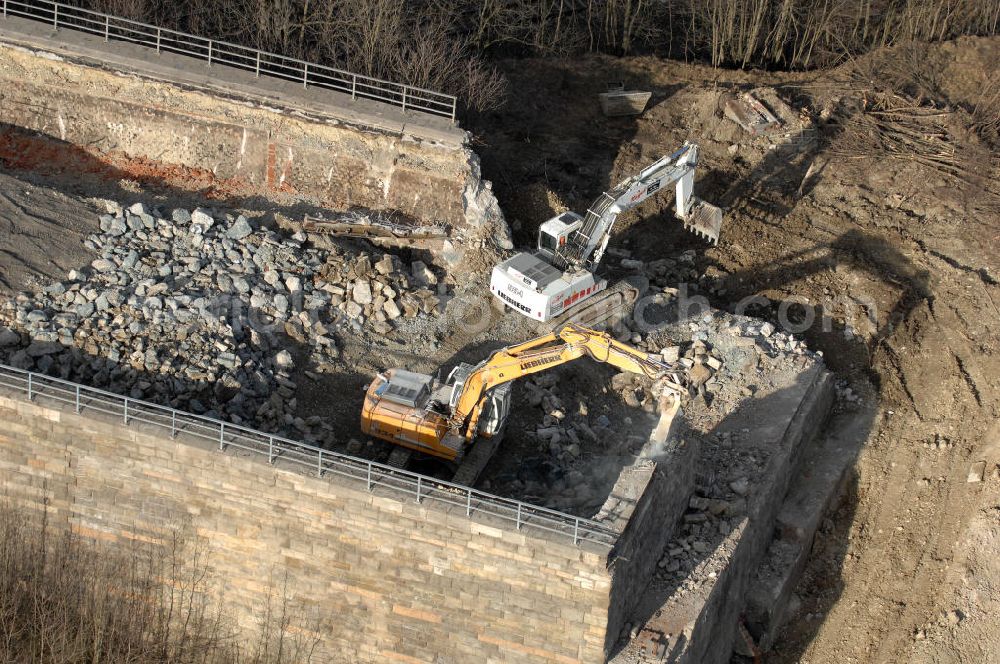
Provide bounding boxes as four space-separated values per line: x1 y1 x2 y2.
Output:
0 393 611 663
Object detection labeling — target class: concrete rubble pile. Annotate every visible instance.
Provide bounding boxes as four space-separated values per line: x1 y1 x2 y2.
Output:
482 299 825 515
653 451 754 581
0 202 446 443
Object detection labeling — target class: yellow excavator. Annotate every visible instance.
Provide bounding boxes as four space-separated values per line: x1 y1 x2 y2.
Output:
360 323 687 463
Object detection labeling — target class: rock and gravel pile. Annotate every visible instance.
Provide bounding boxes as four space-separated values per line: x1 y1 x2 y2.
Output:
0 201 447 443
480 303 825 513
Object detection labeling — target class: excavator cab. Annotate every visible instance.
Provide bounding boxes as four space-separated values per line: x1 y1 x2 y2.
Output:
447 363 512 438
537 212 583 260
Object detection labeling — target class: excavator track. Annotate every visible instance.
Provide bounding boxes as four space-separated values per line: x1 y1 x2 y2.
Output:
541 275 648 332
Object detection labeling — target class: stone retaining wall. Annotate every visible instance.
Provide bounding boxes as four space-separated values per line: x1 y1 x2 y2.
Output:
0 21 505 248
0 393 611 663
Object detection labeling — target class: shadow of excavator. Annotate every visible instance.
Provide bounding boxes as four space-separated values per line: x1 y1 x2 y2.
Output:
708 227 932 378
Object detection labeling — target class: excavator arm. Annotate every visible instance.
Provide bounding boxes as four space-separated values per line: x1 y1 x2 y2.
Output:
450 324 686 439
557 324 683 379
561 142 717 269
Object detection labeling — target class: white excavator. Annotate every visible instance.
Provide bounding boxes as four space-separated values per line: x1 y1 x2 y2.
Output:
490 141 723 325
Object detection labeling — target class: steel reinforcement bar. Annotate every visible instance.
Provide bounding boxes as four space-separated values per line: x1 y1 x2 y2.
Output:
0 0 457 121
0 363 618 548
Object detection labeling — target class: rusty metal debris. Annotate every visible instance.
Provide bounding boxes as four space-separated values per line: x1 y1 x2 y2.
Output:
303 212 448 240
723 92 782 135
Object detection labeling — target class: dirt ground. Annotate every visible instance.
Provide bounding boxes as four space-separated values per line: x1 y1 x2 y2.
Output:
0 171 101 293
0 34 998 663
468 36 1000 663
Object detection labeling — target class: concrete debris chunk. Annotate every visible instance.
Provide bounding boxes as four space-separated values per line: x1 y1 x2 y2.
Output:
0 327 19 347
689 362 713 387
410 261 437 286
345 301 364 319
352 280 373 305
375 255 395 276
274 350 294 371
620 258 644 270
967 461 986 483
191 208 215 230
226 215 254 240
661 346 681 363
729 477 750 496
25 341 63 357
382 298 402 319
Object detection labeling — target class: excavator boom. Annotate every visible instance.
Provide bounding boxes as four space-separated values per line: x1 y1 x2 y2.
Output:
564 144 707 268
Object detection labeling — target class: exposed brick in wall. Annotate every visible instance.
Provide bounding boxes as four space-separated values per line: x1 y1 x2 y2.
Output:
0 394 613 663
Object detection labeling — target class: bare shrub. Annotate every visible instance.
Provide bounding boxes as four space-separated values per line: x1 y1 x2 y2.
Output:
62 0 1000 108
970 76 1000 150
0 504 317 664
827 44 1000 209
85 0 152 21
675 0 1000 69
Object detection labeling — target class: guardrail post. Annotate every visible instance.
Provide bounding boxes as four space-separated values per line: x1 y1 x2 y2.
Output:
366 463 372 491
516 503 522 530
451 98 457 123
207 39 212 67
156 27 161 54
123 397 128 425
27 373 32 401
303 63 308 89
573 518 580 546
268 435 274 463
75 385 80 413
52 3 57 29
104 15 109 42
2 0 7 19
254 51 260 78
317 450 322 478
351 74 356 100
219 422 225 450
416 475 422 503
466 490 471 516
170 410 176 438
401 87 407 113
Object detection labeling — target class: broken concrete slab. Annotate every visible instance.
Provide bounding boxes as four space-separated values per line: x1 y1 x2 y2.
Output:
612 361 834 663
723 91 782 135
743 405 874 651
599 85 652 117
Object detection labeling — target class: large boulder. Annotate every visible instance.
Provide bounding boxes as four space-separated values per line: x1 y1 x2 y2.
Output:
352 280 373 305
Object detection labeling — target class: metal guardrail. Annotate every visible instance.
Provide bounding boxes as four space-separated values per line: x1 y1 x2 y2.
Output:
0 0 458 121
0 363 618 548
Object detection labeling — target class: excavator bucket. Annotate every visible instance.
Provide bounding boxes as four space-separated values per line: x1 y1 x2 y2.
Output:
683 198 724 245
